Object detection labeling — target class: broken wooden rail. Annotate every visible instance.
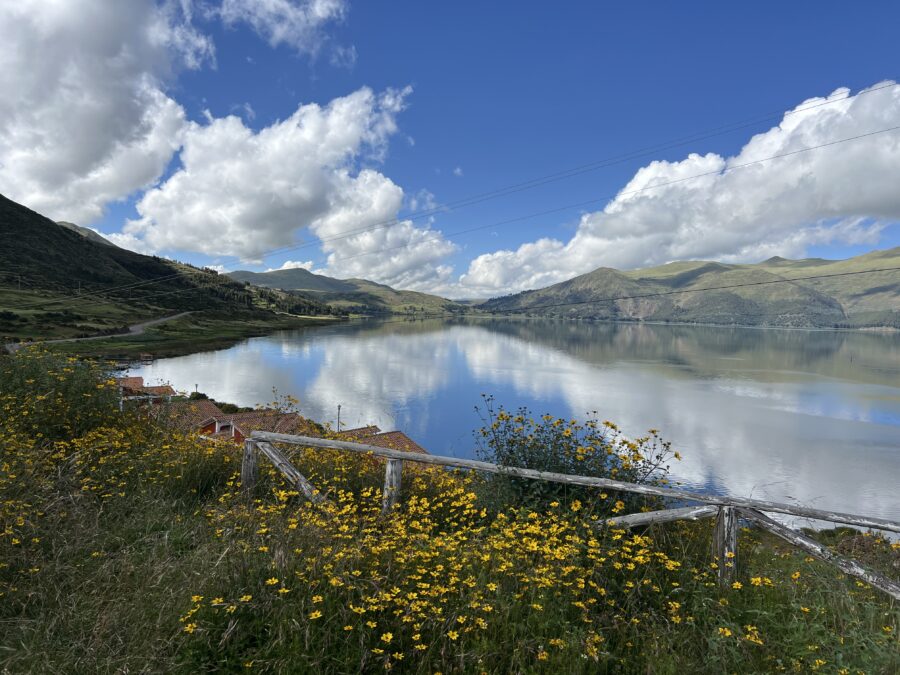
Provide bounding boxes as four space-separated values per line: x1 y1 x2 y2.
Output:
239 431 900 600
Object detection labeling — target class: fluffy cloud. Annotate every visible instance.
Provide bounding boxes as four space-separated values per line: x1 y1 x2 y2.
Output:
459 82 900 297
120 86 457 291
0 0 212 223
270 260 316 271
217 0 348 54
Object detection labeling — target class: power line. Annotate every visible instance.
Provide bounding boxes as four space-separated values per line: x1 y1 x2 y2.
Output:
6 87 900 312
10 120 900 312
279 123 900 267
257 81 899 260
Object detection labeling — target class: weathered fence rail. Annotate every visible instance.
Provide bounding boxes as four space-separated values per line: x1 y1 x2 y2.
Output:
240 431 900 600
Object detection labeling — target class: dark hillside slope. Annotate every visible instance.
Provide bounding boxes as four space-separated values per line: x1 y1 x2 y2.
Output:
56 221 119 247
0 194 335 339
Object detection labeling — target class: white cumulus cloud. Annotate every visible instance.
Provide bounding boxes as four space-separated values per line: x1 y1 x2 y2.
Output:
0 0 213 223
120 86 457 291
459 82 900 297
217 0 348 54
270 260 316 271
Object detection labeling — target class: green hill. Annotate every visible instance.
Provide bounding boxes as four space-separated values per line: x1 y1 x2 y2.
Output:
229 268 466 315
0 194 337 341
230 268 352 293
481 249 900 328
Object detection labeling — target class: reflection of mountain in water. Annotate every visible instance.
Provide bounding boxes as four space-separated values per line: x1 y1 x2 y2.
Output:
337 318 900 389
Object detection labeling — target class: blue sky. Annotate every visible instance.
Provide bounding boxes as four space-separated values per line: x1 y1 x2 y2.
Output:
2 1 899 296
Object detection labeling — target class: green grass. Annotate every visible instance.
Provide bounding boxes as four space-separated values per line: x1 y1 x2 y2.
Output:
46 312 342 359
0 287 157 340
1 350 897 673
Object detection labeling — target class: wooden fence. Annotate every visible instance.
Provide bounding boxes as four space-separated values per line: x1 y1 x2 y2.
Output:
241 431 900 600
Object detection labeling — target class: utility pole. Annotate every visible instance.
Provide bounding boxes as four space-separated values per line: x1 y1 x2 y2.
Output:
337 404 341 432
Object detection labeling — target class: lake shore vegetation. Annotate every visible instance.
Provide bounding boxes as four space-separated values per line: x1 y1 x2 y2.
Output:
1 348 897 673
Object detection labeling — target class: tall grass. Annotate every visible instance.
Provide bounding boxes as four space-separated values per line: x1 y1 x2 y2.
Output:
0 348 897 673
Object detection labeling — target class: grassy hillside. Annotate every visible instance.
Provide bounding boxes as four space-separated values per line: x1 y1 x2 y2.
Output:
230 267 353 293
229 268 468 315
0 194 340 342
482 249 899 328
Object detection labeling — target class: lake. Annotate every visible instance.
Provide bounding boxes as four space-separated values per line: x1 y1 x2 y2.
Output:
131 319 900 523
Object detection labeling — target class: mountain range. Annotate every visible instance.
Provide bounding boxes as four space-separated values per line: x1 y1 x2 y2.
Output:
228 268 466 315
481 249 900 328
2 191 897 338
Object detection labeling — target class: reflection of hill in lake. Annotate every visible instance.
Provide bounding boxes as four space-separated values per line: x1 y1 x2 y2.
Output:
334 318 900 389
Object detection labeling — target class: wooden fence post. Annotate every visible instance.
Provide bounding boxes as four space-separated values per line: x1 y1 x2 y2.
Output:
713 506 738 586
739 508 900 601
382 459 403 514
241 439 258 491
255 441 331 506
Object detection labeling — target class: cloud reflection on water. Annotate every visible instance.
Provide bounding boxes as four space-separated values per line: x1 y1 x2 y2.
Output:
132 320 900 522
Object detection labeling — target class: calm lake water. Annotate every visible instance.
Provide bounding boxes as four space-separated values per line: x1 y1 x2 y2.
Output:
131 319 900 523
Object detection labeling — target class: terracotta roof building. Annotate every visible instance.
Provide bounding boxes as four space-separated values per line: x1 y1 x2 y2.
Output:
363 431 428 454
142 385 177 396
115 376 176 400
335 425 381 441
160 399 225 432
116 376 145 394
199 410 323 443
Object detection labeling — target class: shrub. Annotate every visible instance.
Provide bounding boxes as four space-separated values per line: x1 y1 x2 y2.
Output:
474 395 676 513
0 347 120 440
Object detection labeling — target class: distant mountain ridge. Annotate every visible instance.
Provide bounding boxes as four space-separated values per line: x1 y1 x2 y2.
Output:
480 249 900 328
228 268 465 315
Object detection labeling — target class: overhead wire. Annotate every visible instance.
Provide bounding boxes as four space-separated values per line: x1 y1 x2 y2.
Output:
257 81 899 259
5 83 899 312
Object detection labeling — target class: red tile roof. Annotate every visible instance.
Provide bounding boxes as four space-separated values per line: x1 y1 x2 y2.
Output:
209 410 323 438
142 385 176 396
116 376 144 392
364 431 428 454
160 399 225 432
336 425 381 440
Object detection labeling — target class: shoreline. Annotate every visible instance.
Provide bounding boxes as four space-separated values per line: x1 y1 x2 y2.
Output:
42 313 344 360
15 311 898 363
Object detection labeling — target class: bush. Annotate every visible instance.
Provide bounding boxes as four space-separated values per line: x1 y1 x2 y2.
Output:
474 395 676 513
0 347 120 440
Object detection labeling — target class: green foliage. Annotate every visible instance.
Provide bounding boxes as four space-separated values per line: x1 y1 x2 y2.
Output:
0 347 120 439
475 395 673 512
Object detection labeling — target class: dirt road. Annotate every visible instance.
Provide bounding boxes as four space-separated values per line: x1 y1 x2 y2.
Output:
4 311 192 354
